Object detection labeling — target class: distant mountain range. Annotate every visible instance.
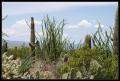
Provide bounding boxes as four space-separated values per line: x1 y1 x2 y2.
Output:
2 40 94 48
2 40 29 48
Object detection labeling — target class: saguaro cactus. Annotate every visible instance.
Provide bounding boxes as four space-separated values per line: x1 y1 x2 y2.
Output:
84 34 91 48
29 17 35 60
113 8 119 55
2 40 8 53
35 40 41 59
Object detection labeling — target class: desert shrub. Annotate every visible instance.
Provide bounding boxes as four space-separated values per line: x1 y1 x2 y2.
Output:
94 54 118 80
7 46 30 59
58 47 118 79
58 48 102 77
2 52 35 79
91 22 118 79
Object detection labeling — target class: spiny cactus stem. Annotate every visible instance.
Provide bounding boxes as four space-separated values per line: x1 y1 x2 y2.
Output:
30 17 35 61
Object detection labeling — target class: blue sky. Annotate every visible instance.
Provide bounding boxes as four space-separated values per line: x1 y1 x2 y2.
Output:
2 2 118 44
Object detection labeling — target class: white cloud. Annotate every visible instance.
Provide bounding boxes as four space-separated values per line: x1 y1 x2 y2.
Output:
66 19 107 29
67 20 92 29
67 25 78 29
2 19 42 41
78 20 92 28
2 2 118 16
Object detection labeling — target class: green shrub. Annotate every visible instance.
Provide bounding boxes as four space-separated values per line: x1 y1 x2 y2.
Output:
58 48 102 76
94 54 118 79
58 47 118 79
7 46 30 59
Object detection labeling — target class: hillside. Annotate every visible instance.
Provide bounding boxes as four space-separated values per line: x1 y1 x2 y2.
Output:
2 40 29 48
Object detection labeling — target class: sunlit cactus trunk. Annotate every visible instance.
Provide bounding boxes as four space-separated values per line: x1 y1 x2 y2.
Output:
113 8 119 55
84 34 91 48
113 8 119 79
2 40 8 53
29 17 35 61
